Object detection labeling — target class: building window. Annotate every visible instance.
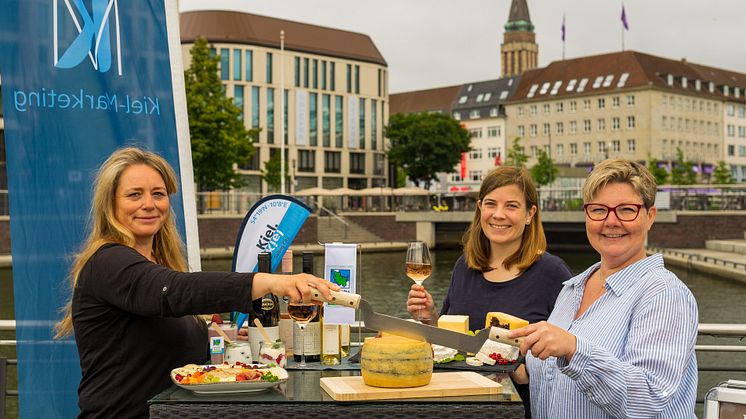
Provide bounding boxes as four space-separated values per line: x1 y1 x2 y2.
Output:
739 106 746 118
569 121 577 134
612 96 620 108
233 49 242 81
612 140 621 152
251 86 260 129
728 124 736 137
354 65 360 94
530 145 538 157
543 104 550 114
264 52 273 84
597 141 607 155
556 122 564 135
518 126 525 137
517 106 524 116
469 110 480 119
322 94 331 147
487 147 501 158
374 154 385 175
584 142 591 155
529 105 537 115
294 57 301 87
597 118 606 132
371 99 378 150
303 57 309 88
346 64 352 93
543 123 550 135
583 120 591 133
330 62 336 91
298 150 316 172
335 96 344 147
627 95 635 106
359 98 366 149
469 128 482 138
309 93 318 146
312 59 318 89
245 50 253 81
324 151 341 173
233 85 244 120
487 126 501 137
728 144 736 156
597 98 605 109
627 139 636 152
739 126 746 138
570 143 577 155
458 96 468 104
350 152 365 174
321 61 327 90
266 87 275 143
489 108 499 117
612 117 621 130
583 99 591 111
556 144 564 156
469 148 483 159
469 170 481 182
556 102 564 113
220 48 229 80
453 112 461 120
569 101 577 112
627 116 636 129
530 124 538 137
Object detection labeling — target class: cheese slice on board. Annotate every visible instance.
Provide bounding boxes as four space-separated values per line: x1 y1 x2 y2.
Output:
484 312 529 330
437 315 469 334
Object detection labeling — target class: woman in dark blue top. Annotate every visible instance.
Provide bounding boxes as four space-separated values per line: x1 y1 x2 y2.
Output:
406 166 572 418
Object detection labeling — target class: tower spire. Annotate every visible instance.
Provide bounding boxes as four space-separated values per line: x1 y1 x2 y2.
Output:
501 0 538 77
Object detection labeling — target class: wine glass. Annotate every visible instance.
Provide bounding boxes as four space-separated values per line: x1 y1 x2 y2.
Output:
406 241 432 321
287 301 319 368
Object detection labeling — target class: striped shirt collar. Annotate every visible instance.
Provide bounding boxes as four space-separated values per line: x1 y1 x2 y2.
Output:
563 253 664 297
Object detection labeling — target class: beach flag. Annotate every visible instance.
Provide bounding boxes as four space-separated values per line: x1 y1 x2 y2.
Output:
232 195 312 329
621 4 629 30
460 152 467 179
561 14 566 41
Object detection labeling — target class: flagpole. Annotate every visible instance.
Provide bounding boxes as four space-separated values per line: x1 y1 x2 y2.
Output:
280 29 286 195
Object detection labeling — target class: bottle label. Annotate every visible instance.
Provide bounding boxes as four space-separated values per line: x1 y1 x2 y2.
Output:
294 321 321 356
322 324 340 355
261 297 276 311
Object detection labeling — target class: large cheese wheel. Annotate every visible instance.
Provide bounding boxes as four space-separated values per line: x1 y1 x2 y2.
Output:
361 336 433 388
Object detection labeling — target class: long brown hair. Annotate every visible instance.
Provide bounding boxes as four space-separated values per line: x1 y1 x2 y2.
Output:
54 147 187 338
462 166 546 272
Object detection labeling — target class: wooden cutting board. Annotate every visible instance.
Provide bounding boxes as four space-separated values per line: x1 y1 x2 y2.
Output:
320 371 502 401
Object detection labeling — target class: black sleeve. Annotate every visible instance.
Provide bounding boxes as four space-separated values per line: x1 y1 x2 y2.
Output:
86 244 255 317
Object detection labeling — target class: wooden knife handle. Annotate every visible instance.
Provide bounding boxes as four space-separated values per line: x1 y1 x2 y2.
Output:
309 289 361 309
488 326 524 348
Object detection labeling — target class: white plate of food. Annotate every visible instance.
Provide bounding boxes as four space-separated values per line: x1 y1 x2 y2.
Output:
171 363 288 394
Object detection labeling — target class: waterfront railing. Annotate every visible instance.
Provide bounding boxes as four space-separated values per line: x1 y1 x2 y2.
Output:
1 185 746 217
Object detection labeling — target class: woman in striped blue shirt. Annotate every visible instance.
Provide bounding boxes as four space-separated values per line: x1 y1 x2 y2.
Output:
509 159 698 418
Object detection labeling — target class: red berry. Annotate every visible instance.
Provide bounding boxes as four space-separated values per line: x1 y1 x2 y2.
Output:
175 374 184 382
211 314 223 324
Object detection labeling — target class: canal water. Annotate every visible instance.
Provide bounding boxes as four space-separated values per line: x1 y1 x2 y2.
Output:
2 248 745 416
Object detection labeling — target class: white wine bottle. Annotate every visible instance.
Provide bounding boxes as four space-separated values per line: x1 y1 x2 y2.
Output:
294 251 321 362
340 324 350 358
279 250 294 354
321 323 341 365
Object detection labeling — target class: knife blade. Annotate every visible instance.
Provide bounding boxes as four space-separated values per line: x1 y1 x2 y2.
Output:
309 290 523 351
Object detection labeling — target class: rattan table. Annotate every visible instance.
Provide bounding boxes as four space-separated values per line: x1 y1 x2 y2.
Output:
149 369 525 418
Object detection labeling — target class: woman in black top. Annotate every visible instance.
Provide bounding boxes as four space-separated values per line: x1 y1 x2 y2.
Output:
54 147 337 418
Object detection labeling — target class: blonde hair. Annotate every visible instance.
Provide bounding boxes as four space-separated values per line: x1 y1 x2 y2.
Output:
463 166 546 272
583 158 657 207
54 147 187 338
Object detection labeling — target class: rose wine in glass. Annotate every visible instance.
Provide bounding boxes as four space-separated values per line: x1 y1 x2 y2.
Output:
287 302 318 368
406 242 432 322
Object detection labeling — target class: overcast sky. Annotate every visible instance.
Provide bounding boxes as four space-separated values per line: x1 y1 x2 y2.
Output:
179 0 746 93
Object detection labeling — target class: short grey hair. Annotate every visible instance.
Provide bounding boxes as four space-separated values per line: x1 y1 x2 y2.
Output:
582 159 657 208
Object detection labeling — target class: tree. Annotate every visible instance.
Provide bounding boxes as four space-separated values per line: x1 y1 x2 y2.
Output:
530 149 558 186
712 160 734 184
185 37 258 191
647 156 669 185
505 137 528 168
670 147 697 185
262 151 290 192
385 113 470 188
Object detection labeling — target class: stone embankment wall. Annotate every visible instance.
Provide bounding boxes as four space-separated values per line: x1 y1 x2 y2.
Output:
649 213 746 248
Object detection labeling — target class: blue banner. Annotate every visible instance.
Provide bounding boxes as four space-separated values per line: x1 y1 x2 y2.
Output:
232 195 311 329
0 1 197 416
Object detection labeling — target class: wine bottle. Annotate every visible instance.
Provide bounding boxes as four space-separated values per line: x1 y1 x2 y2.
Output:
321 323 341 365
340 324 351 358
294 251 321 362
248 252 280 359
279 250 294 354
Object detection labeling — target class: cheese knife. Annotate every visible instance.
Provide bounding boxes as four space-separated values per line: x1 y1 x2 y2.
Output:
310 290 524 351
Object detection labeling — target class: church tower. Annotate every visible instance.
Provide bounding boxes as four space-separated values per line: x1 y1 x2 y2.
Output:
501 0 538 77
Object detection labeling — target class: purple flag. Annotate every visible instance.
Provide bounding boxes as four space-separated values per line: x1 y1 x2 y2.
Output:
561 14 566 41
621 5 629 30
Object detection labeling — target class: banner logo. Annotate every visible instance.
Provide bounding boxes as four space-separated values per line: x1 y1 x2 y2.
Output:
54 0 123 75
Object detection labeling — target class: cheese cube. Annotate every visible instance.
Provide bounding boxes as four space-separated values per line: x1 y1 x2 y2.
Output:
485 312 529 330
474 351 496 365
438 315 469 334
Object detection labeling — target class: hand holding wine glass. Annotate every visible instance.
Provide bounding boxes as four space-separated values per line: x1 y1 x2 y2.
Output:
287 301 318 368
405 241 432 322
